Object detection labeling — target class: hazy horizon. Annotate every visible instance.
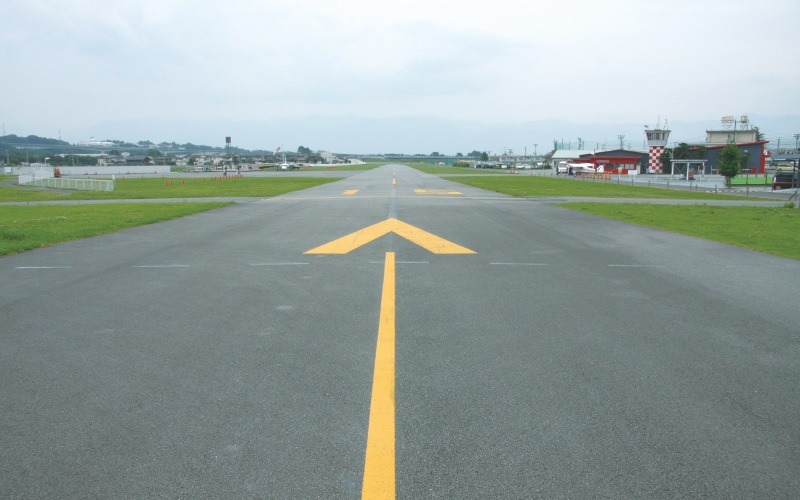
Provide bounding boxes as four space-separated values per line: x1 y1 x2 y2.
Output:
3 0 799 154
5 113 797 156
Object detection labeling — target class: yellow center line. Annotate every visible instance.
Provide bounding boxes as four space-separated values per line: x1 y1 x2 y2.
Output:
343 189 359 195
362 251 396 499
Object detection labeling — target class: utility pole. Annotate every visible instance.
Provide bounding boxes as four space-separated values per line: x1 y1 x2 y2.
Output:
618 135 625 149
794 133 799 152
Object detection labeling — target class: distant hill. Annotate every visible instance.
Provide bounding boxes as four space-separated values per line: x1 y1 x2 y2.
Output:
7 113 798 157
0 134 71 148
83 114 800 155
0 135 246 156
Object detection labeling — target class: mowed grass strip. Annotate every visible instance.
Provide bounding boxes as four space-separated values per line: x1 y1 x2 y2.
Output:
731 175 772 185
298 163 380 171
0 203 229 256
559 203 800 260
0 176 338 202
442 175 753 199
0 185 69 202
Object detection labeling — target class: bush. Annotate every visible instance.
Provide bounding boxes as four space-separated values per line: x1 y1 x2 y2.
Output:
718 143 742 187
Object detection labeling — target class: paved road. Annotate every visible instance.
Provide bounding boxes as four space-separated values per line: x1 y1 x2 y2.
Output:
2 164 799 498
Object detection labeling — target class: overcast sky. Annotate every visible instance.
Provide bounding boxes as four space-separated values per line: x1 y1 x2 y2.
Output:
3 0 798 152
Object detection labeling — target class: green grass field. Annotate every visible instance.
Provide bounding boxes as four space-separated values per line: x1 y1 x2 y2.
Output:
0 185 69 202
441 175 798 259
3 173 798 260
730 174 771 185
0 175 339 256
442 175 756 200
406 164 499 175
0 202 230 255
1 176 338 201
559 203 800 259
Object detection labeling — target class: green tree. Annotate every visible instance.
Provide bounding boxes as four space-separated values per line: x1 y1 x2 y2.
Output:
718 143 742 187
693 145 708 160
672 143 691 159
297 146 312 154
480 151 489 161
660 149 672 172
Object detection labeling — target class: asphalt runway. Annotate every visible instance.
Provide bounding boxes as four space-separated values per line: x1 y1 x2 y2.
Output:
2 164 799 498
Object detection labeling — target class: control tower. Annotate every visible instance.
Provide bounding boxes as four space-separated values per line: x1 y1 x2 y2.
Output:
645 120 671 173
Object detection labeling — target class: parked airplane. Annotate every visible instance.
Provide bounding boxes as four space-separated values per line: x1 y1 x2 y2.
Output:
275 149 299 170
557 161 597 174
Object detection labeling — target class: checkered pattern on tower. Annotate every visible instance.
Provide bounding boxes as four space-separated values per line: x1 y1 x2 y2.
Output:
648 146 665 173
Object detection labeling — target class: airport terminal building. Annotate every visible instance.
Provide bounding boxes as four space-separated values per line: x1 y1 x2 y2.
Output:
553 118 769 175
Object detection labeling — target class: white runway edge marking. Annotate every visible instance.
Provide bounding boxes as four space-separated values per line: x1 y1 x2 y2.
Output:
131 265 191 268
15 266 73 269
248 262 310 266
608 264 669 267
490 263 548 266
725 265 789 268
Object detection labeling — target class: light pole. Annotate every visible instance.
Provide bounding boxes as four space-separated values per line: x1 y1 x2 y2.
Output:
793 159 799 210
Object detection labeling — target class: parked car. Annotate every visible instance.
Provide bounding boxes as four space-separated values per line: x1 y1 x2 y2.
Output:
772 171 799 190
